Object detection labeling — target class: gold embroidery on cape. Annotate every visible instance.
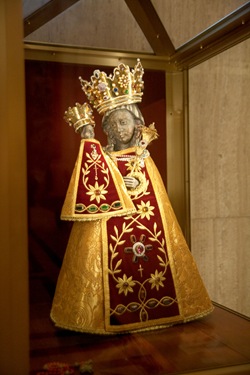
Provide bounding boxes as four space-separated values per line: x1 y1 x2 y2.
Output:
111 147 150 198
145 157 213 319
52 149 213 334
75 200 123 214
51 221 106 333
61 139 136 221
81 146 109 203
108 213 177 322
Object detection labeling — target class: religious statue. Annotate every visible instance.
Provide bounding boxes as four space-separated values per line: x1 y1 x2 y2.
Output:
50 59 213 334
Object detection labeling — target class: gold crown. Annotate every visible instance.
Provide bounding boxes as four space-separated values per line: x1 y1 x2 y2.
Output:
63 102 95 132
79 59 144 115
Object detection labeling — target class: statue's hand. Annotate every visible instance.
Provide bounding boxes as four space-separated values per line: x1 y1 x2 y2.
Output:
123 176 139 189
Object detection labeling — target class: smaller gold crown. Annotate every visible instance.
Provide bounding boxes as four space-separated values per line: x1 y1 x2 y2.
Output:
63 102 95 132
79 59 144 115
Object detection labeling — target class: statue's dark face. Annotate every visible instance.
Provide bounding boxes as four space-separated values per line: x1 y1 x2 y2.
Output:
107 109 136 150
81 124 95 139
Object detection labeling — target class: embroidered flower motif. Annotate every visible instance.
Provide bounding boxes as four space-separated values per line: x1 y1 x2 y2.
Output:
137 200 155 220
125 158 142 172
149 270 166 291
116 274 136 296
86 181 108 203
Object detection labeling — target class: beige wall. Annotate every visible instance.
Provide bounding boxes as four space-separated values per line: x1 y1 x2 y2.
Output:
189 39 250 317
0 0 29 373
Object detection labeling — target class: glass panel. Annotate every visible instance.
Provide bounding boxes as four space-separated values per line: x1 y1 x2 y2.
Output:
24 0 153 53
152 0 249 48
23 0 50 18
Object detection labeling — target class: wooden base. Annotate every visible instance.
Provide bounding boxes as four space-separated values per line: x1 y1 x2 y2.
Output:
30 296 250 374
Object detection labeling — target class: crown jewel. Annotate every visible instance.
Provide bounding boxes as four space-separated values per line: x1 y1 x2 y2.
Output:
64 102 95 133
79 59 144 115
